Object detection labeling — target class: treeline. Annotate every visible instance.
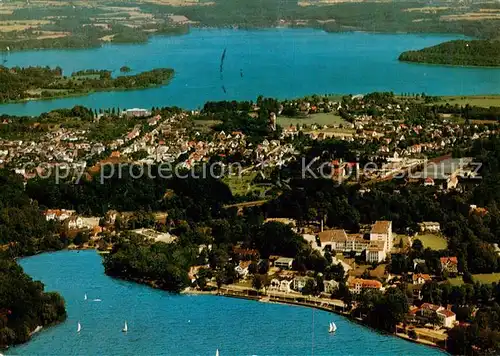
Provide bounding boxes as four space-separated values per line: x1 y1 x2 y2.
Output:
0 170 66 349
399 40 500 67
103 235 195 293
201 97 281 143
0 258 67 349
0 170 62 256
26 165 233 218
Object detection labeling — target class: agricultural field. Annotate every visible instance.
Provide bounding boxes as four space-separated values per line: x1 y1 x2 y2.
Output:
447 273 500 286
437 95 500 108
415 233 448 251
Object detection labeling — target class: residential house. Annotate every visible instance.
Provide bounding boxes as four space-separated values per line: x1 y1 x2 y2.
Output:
44 209 75 222
269 278 293 293
412 273 432 285
348 278 383 294
292 276 314 292
235 261 252 278
65 216 84 230
419 303 457 328
418 222 440 233
440 257 458 275
324 280 339 294
424 177 435 186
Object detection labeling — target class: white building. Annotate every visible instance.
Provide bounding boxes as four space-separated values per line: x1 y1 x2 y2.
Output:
418 222 440 233
323 280 339 294
366 240 387 263
274 257 294 270
370 220 393 251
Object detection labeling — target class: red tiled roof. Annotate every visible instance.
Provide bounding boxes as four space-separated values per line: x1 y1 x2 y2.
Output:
438 309 456 318
440 257 458 265
421 303 440 311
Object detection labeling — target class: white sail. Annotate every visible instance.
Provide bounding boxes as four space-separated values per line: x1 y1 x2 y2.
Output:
331 322 337 332
215 349 219 356
77 322 81 333
122 321 128 332
84 294 87 300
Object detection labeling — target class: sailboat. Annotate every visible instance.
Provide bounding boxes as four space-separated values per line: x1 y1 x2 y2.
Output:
215 349 219 356
77 322 81 333
122 321 128 333
84 294 87 301
328 321 337 333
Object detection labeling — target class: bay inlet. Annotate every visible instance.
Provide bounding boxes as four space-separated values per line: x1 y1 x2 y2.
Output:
8 250 444 355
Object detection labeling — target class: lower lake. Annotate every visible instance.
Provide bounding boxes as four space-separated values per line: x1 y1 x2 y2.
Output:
7 250 444 355
1 29 499 116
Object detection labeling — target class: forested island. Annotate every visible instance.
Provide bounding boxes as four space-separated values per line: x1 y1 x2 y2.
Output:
0 66 174 103
0 170 67 350
399 40 500 67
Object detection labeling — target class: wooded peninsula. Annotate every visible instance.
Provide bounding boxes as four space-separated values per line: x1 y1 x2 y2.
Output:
399 40 500 68
0 66 174 103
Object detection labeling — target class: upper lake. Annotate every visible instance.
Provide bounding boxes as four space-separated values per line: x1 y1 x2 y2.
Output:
7 250 444 355
0 28 499 116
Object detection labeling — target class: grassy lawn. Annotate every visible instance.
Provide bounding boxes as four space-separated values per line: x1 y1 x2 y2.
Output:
279 112 350 128
223 172 272 197
448 273 500 286
193 119 221 132
436 95 500 108
415 233 447 250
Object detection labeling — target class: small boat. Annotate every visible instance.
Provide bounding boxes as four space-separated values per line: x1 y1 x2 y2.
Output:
92 299 102 302
328 321 337 333
122 321 128 333
77 322 81 333
216 349 219 356
84 294 87 301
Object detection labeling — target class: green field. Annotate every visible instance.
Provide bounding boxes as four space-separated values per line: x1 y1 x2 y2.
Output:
278 113 350 128
448 273 500 286
193 119 221 132
415 234 448 250
436 95 500 108
223 172 272 197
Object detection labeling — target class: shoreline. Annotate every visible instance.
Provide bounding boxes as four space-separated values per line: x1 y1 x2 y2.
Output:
181 286 448 353
0 74 175 106
14 250 448 354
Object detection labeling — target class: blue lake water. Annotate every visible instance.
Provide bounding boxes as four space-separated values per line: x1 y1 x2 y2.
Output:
0 28 499 116
8 250 444 355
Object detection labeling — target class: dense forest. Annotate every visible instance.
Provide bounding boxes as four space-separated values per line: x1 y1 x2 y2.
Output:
0 258 66 349
0 170 67 349
0 66 174 103
399 40 500 67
